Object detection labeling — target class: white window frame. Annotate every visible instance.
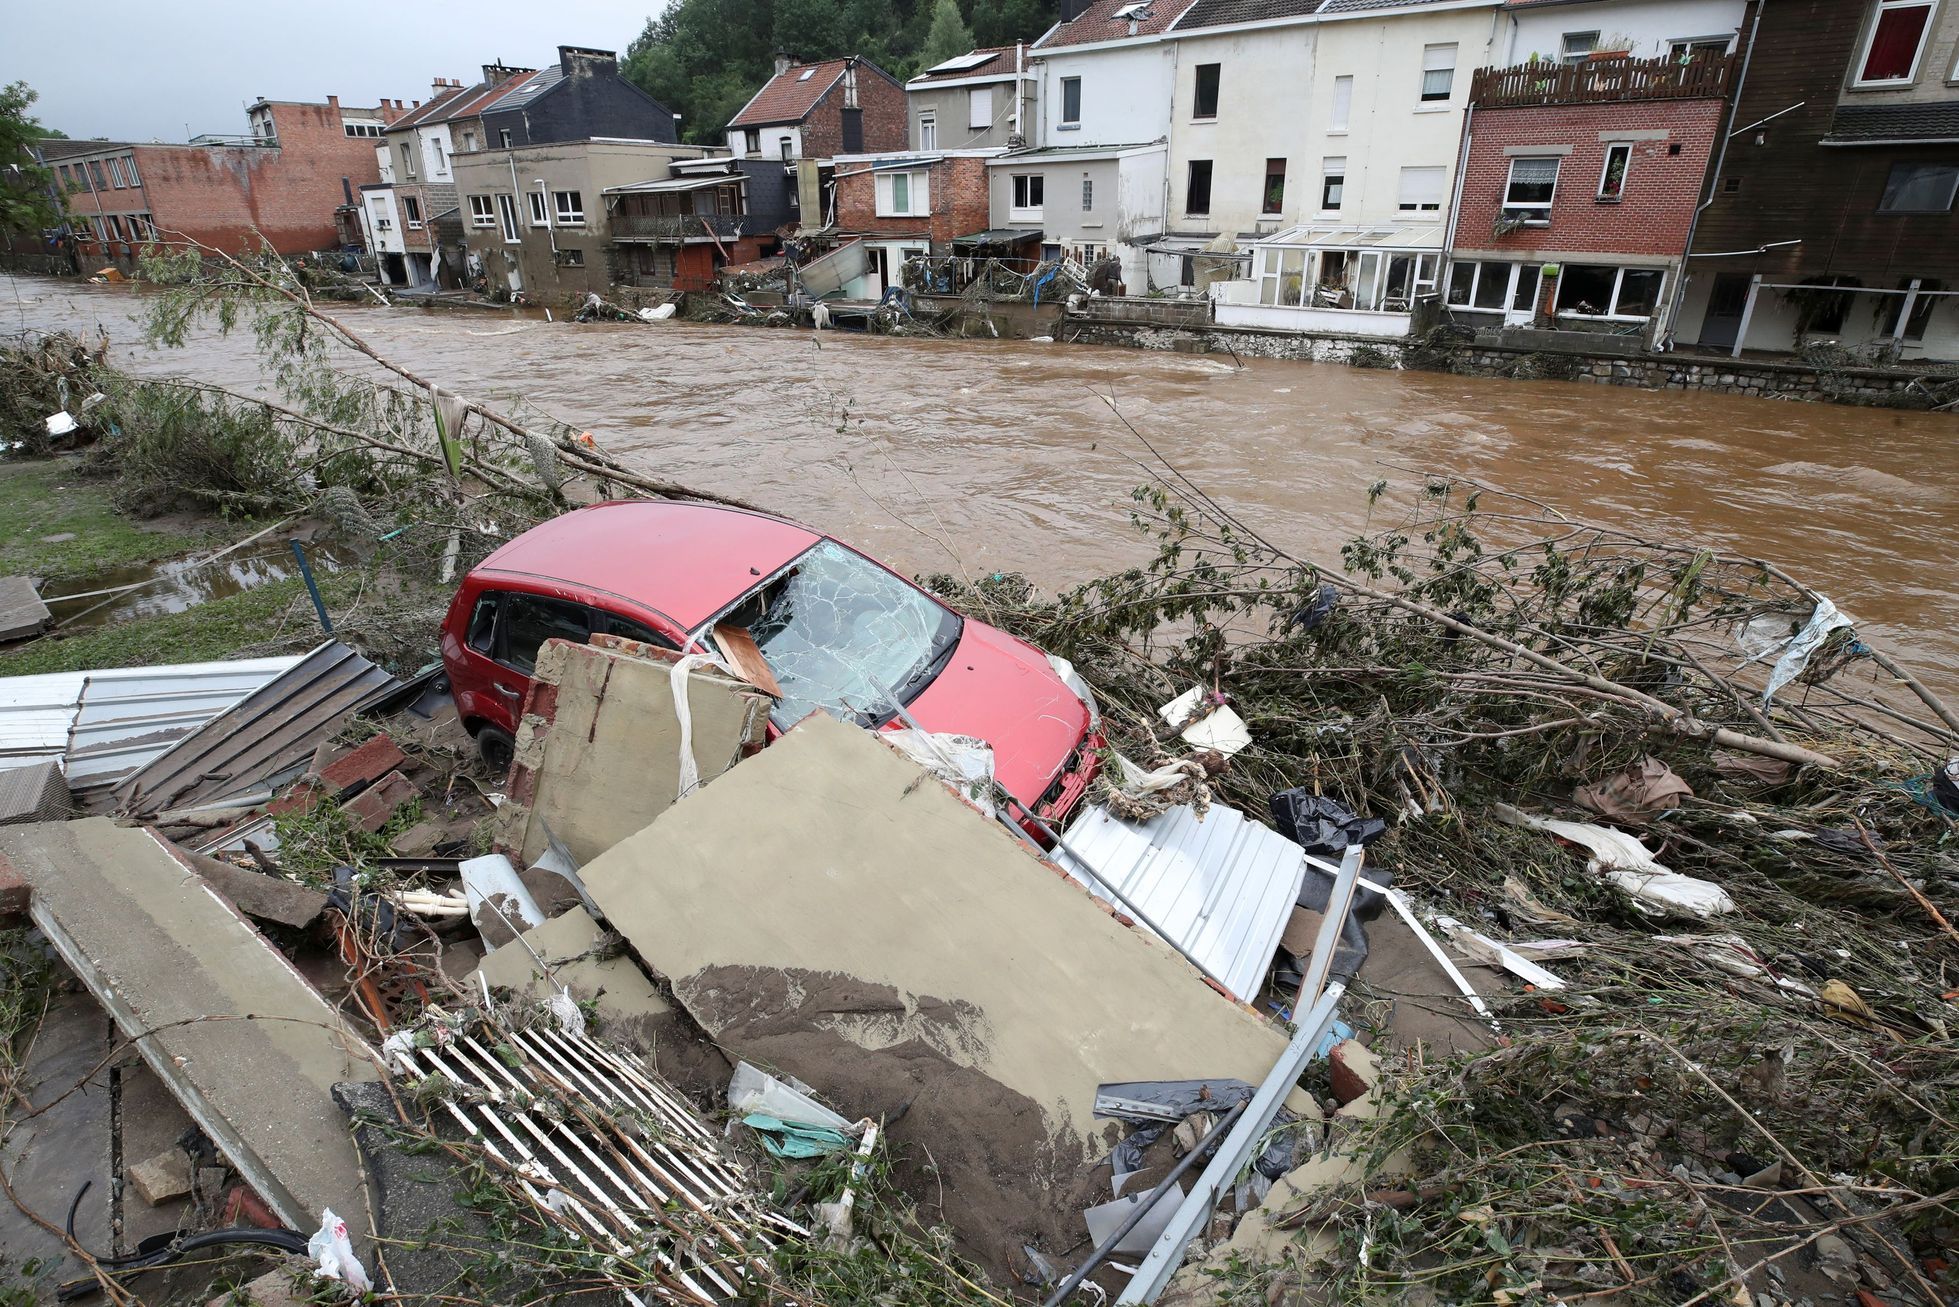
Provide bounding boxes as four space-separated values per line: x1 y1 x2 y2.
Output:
1667 36 1733 61
1320 156 1346 211
1560 31 1599 64
969 86 994 130
918 111 937 150
875 169 930 217
1853 0 1935 86
499 129 513 148
527 191 550 227
468 194 497 228
1555 265 1666 320
1329 76 1352 132
108 158 126 188
1192 62 1220 120
1597 142 1632 200
122 156 141 187
495 192 521 243
1445 259 1540 316
400 142 417 180
1060 76 1082 126
403 195 423 229
431 137 448 176
1082 175 1094 212
1420 44 1457 104
1011 172 1044 220
1503 155 1561 221
1397 165 1445 211
552 190 585 225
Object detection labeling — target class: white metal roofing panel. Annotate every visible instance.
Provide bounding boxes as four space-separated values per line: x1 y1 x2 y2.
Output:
0 672 89 763
1052 802 1305 1003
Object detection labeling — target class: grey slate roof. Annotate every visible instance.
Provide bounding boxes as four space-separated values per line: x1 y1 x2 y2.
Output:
1175 0 1322 28
1824 101 1959 144
487 66 564 114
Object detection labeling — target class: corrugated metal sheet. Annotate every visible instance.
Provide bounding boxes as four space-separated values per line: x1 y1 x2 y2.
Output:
0 656 301 787
1052 803 1306 1003
115 642 399 816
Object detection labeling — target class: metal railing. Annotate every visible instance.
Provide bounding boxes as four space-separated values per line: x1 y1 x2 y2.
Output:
610 213 746 241
1469 53 1736 108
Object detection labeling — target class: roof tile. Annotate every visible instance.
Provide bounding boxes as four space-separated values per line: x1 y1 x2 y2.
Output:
1036 0 1198 49
728 60 851 128
1825 101 1959 144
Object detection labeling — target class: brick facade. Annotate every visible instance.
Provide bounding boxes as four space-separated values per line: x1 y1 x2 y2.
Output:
1453 98 1725 261
797 66 909 158
51 97 400 261
833 153 994 249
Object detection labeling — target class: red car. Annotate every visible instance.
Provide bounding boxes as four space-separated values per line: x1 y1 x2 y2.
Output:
439 500 1102 827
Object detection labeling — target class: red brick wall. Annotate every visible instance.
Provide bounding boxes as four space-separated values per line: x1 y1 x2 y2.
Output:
1454 98 1724 258
66 101 396 258
833 154 992 249
801 64 910 158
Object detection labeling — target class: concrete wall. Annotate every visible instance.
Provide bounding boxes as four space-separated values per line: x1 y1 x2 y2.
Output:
907 75 1037 149
1500 0 1747 62
1164 27 1318 237
1304 6 1500 245
1032 41 1176 147
455 138 709 301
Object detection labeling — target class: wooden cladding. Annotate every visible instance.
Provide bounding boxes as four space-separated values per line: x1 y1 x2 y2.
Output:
1469 54 1737 109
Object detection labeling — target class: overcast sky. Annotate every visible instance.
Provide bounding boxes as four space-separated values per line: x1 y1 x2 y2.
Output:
5 0 667 141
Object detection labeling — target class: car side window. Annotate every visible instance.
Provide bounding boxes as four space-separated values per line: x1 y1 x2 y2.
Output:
497 594 592 675
593 611 678 649
465 592 501 655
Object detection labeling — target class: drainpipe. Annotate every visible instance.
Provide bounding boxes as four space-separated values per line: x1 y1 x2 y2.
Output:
1014 42 1024 139
1442 104 1473 274
1658 0 1761 350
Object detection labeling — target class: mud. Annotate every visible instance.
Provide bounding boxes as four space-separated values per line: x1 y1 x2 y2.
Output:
679 964 1114 1287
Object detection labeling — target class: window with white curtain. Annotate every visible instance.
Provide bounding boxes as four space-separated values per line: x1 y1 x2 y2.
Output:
1420 45 1457 101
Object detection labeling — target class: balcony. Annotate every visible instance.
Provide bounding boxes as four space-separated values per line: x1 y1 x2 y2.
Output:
610 212 747 243
1469 53 1736 109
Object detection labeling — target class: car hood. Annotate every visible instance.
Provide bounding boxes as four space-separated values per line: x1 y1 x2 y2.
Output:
897 621 1090 809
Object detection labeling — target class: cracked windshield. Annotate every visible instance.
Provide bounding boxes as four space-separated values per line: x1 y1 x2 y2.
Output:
731 541 961 729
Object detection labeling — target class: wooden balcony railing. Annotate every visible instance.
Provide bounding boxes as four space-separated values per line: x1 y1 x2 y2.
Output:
1469 53 1737 108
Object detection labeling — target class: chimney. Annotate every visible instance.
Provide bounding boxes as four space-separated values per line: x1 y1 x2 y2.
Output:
327 94 340 110
432 77 451 97
341 176 354 205
1059 0 1093 20
775 52 793 76
559 46 617 78
483 61 536 84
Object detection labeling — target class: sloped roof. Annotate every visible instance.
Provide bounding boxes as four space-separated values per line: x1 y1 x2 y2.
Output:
389 83 473 132
38 139 134 159
909 46 1021 83
1035 0 1198 49
1175 0 1321 28
431 69 539 124
485 65 564 114
1317 0 1481 10
728 59 851 127
1824 101 1959 144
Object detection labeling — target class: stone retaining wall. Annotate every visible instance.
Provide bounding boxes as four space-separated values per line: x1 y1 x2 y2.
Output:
1063 316 1952 407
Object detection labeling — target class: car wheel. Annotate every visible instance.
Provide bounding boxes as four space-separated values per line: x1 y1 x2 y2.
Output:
477 726 516 775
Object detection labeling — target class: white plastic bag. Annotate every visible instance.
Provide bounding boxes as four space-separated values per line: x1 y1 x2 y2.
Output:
307 1207 373 1293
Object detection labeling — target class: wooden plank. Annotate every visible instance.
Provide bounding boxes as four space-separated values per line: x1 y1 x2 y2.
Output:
711 624 783 698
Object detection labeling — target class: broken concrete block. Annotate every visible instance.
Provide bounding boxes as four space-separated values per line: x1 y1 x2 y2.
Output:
0 850 29 922
575 713 1289 1284
498 638 770 867
0 576 51 642
0 760 70 827
203 1262 312 1307
467 907 670 1043
339 769 417 833
388 818 447 857
1328 1039 1379 1107
317 733 406 797
0 819 380 1244
128 1146 193 1205
182 848 329 930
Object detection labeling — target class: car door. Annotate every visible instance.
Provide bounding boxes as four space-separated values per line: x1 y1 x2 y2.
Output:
475 591 594 730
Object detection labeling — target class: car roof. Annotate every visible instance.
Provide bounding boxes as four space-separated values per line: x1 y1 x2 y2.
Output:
472 500 823 631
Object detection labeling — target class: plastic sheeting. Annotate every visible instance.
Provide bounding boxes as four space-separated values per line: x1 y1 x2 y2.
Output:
1496 804 1735 918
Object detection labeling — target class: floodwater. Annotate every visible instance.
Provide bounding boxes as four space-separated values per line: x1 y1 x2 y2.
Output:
42 543 353 630
7 276 1956 693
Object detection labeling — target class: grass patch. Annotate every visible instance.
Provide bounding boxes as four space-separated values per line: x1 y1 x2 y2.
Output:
0 457 227 584
0 570 367 676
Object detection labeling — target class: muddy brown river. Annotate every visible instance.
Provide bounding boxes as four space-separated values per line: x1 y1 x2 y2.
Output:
8 277 1956 693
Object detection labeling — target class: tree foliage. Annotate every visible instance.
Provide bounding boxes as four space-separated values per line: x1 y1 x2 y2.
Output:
1 81 61 237
920 0 977 70
621 0 1052 144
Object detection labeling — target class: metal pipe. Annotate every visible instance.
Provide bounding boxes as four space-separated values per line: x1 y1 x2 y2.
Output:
288 540 332 634
1293 843 1362 1012
1117 981 1349 1303
1041 1099 1249 1307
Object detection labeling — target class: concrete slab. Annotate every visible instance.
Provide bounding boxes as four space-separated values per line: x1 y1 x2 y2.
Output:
0 819 381 1243
465 907 670 1048
498 637 770 867
577 713 1290 1278
0 576 51 643
0 990 112 1295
